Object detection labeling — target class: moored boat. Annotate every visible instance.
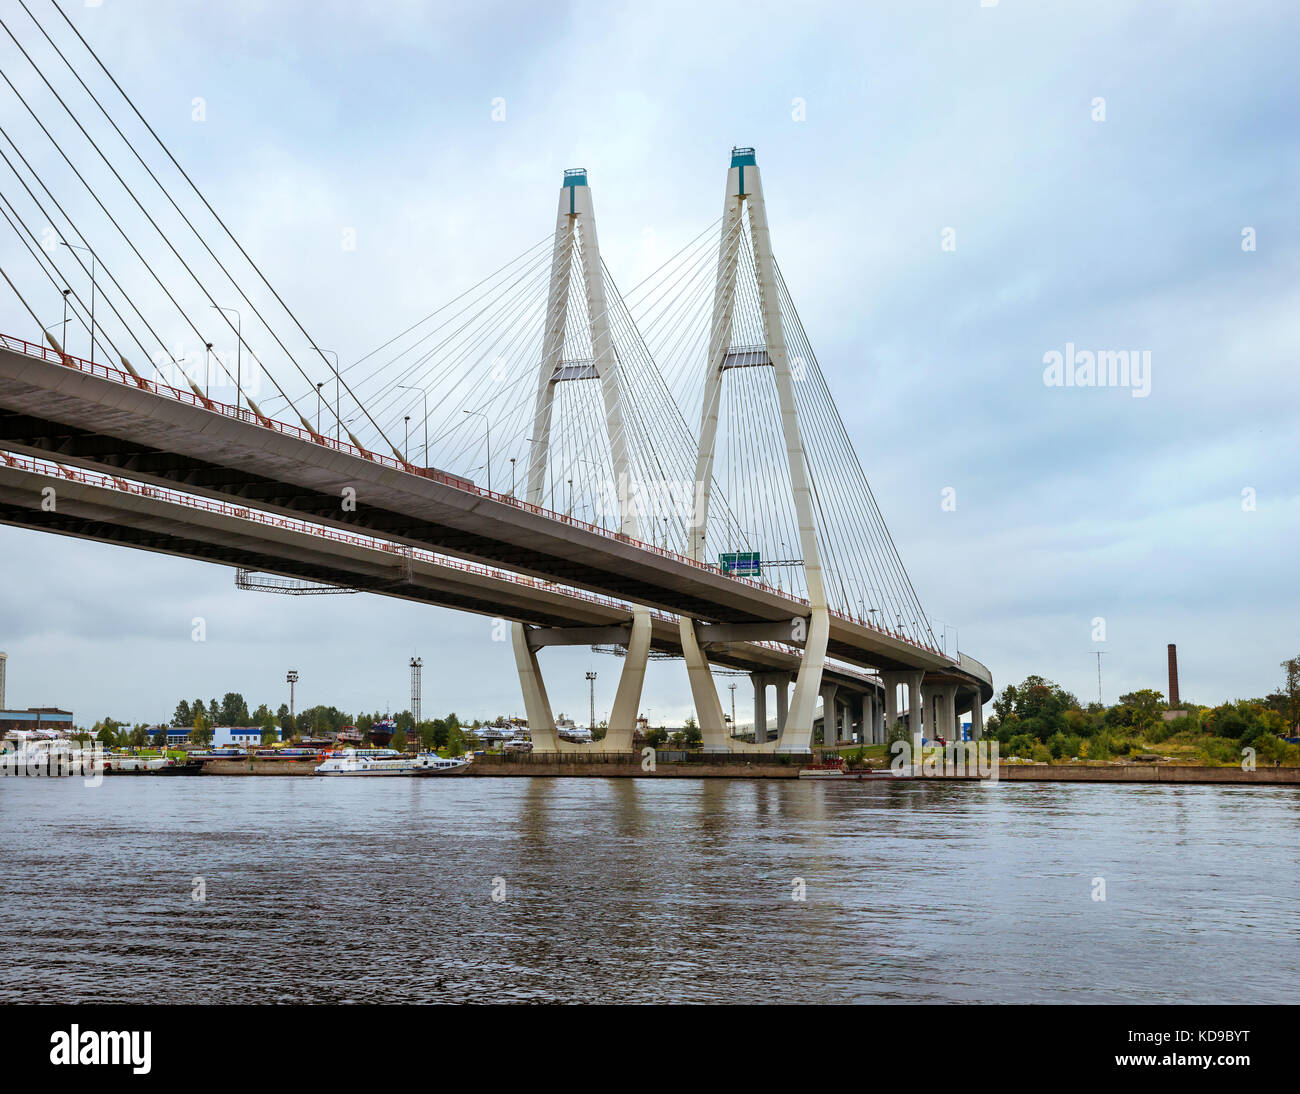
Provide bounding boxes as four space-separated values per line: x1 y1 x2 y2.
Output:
314 748 468 776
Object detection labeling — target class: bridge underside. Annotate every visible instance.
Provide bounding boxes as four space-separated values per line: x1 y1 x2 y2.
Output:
0 457 879 696
0 348 983 689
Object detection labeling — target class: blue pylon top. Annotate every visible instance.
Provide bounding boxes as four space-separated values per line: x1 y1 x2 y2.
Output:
563 168 588 186
730 147 756 167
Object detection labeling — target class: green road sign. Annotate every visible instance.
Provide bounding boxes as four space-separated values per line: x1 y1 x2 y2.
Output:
719 551 761 577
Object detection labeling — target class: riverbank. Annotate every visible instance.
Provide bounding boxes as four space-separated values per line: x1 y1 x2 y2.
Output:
187 755 1300 784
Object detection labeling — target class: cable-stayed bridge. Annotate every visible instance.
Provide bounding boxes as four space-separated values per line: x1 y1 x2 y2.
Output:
0 5 990 753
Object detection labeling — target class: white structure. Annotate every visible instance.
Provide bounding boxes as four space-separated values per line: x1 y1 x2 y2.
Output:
681 148 829 754
512 169 652 752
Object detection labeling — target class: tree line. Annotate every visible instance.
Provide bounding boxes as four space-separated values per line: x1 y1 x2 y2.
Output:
985 655 1300 765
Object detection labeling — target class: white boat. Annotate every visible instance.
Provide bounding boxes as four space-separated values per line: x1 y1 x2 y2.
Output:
314 748 469 776
0 737 104 776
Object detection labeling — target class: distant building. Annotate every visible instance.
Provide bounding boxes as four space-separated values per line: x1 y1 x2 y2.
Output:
1 707 74 741
153 724 272 748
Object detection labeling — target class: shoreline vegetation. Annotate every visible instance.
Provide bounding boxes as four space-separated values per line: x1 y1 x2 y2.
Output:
839 660 1300 772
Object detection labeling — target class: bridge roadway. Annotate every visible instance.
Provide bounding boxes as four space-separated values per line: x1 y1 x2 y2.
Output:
0 336 992 701
0 449 885 701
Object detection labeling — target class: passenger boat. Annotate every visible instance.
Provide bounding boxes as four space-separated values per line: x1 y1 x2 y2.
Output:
314 748 469 776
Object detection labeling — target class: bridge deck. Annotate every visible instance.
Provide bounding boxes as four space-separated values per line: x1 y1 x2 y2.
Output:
0 451 882 694
0 339 991 699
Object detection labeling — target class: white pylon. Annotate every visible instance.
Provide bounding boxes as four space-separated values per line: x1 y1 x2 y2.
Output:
682 147 830 754
513 168 651 753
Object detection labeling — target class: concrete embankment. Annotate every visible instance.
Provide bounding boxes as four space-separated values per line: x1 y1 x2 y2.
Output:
465 759 799 778
190 757 1299 784
980 763 1300 786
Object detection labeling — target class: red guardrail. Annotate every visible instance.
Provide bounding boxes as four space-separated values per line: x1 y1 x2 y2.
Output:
0 330 946 658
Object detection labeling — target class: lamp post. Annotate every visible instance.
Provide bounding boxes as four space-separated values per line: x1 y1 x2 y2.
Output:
397 384 428 467
286 670 299 727
211 305 241 410
312 347 339 442
509 457 516 498
60 287 70 349
204 343 214 400
59 241 95 362
316 382 325 434
463 409 491 492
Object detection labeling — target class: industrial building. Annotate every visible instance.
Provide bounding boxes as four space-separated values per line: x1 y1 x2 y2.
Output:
0 653 75 743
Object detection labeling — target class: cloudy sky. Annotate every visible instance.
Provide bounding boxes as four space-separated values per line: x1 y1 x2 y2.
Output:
1 0 1296 727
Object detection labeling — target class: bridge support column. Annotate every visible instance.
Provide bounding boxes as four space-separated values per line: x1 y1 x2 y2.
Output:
606 606 652 750
512 608 650 753
937 684 959 741
882 673 902 731
752 674 768 743
861 692 878 744
905 671 926 762
682 617 730 752
819 682 839 746
512 622 558 752
969 692 985 740
775 678 789 735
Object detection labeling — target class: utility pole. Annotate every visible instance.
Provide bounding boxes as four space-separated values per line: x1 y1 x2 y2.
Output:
312 348 340 442
585 671 597 731
409 657 423 725
1093 651 1107 705
213 305 241 411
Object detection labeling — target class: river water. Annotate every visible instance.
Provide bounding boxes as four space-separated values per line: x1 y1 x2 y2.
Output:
1 776 1296 1004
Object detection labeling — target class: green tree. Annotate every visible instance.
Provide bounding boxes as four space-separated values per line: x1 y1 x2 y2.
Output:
219 692 250 726
190 707 213 747
1116 690 1165 737
172 700 192 727
391 728 408 753
1279 655 1300 730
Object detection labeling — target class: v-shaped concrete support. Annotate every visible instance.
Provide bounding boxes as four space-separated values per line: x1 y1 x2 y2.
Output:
512 170 651 752
682 148 829 755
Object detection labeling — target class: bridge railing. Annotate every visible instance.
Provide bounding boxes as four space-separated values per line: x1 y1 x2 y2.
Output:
3 331 943 656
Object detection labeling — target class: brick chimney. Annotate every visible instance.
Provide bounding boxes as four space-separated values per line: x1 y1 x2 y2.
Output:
1167 644 1180 709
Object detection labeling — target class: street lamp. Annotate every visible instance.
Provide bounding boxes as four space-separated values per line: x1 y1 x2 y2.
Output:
204 343 214 400
403 416 411 463
397 384 428 467
211 305 241 411
463 409 491 492
316 382 325 434
312 347 340 442
509 457 516 498
55 287 71 351
58 241 95 362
